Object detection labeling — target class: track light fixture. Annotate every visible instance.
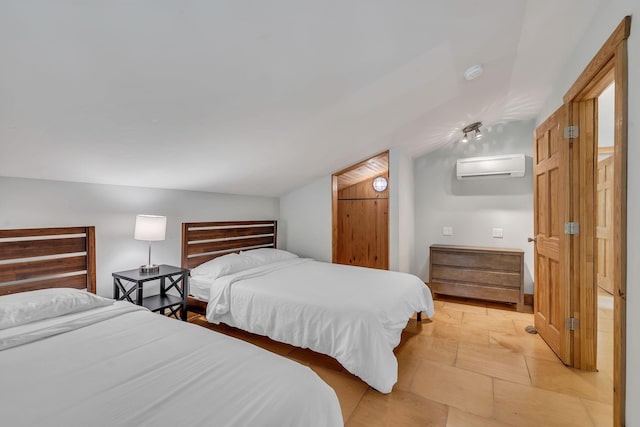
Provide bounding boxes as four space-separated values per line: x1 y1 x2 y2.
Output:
461 122 482 143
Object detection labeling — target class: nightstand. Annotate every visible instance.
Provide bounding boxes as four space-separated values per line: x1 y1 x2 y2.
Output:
112 264 190 320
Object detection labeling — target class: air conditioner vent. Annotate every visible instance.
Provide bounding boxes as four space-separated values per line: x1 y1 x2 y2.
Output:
456 154 525 180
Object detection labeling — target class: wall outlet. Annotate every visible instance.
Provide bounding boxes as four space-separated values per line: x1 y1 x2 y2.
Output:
443 226 453 236
492 228 504 238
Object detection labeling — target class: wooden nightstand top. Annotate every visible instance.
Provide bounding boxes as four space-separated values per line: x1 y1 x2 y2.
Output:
112 264 188 282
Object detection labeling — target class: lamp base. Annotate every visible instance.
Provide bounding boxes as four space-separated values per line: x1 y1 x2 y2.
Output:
139 264 160 274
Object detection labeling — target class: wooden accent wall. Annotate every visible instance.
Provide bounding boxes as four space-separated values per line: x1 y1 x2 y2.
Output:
335 174 389 269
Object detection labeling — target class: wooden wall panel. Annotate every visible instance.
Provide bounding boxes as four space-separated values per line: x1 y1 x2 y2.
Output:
338 173 388 199
335 198 388 269
333 152 389 270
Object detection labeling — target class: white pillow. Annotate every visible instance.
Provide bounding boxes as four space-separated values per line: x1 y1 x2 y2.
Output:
0 288 115 330
191 253 263 278
240 248 299 265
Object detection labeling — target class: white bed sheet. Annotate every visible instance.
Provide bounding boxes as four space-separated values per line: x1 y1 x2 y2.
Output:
0 301 342 427
203 259 435 393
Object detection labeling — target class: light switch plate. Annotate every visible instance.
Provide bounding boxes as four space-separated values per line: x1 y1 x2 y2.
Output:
443 226 453 236
492 228 504 238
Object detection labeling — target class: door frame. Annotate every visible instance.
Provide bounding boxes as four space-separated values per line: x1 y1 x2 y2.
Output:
563 16 629 426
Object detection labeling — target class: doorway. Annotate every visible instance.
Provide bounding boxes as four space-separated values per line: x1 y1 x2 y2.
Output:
332 151 389 269
595 82 615 384
533 16 628 426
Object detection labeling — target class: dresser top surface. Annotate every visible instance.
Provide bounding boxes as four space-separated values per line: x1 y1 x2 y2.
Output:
430 244 524 254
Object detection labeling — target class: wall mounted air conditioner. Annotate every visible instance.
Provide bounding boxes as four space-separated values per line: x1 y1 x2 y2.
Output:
456 154 525 179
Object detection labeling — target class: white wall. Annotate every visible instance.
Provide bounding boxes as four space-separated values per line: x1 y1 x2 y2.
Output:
538 3 638 421
0 176 279 297
389 147 415 273
278 175 332 262
279 158 413 271
413 120 535 293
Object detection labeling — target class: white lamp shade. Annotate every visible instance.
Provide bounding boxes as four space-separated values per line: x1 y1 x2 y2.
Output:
134 215 167 241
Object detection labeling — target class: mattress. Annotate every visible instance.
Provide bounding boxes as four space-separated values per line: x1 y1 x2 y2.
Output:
200 258 435 393
191 274 214 301
0 301 342 427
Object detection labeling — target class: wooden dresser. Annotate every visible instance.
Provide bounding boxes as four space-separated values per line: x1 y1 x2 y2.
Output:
429 244 525 312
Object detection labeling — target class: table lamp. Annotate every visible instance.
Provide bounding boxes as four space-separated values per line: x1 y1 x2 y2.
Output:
134 214 166 273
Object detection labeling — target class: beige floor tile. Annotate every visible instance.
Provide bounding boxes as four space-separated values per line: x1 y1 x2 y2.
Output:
431 307 465 325
463 312 518 335
456 342 530 385
446 407 515 427
456 323 491 346
511 318 540 337
411 360 494 418
433 299 446 309
395 354 421 392
494 379 594 427
240 333 296 356
394 334 458 366
287 348 345 371
420 320 490 346
421 320 460 339
489 329 560 362
443 301 488 314
310 365 368 422
347 389 448 427
582 399 613 427
403 317 436 335
526 356 612 404
487 306 535 322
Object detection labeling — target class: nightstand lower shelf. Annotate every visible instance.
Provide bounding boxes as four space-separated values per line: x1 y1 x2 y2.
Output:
142 294 184 313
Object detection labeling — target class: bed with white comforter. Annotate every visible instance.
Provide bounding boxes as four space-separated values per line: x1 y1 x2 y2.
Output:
192 256 435 393
0 292 342 427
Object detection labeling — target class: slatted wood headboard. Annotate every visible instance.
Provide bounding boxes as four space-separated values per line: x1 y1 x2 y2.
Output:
181 220 277 314
0 226 96 295
181 220 277 270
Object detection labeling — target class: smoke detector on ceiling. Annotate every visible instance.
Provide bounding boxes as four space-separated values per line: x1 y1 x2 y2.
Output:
464 64 484 81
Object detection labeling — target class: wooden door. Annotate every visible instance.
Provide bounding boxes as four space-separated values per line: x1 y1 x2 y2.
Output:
533 106 572 364
596 155 614 294
335 176 389 269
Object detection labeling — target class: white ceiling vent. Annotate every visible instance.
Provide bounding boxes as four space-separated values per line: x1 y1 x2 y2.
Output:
456 154 525 179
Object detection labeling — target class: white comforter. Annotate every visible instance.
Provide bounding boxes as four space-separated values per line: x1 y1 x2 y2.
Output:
0 302 342 427
205 259 435 393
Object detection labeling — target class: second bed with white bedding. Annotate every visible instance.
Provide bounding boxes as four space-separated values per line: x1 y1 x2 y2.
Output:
193 258 435 393
0 300 342 427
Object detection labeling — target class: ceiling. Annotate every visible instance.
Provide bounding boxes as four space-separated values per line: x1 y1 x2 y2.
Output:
336 152 388 191
0 0 602 197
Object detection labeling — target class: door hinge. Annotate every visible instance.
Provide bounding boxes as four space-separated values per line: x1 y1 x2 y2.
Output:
566 317 580 331
564 222 580 235
564 125 579 139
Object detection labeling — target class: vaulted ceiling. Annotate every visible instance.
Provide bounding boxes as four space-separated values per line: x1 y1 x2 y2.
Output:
0 0 602 197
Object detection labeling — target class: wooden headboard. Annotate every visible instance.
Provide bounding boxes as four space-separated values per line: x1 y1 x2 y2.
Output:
0 226 96 295
181 220 277 270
